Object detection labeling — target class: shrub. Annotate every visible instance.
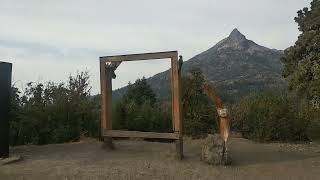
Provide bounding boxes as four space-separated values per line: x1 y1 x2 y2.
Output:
9 71 100 145
231 90 311 142
304 106 320 142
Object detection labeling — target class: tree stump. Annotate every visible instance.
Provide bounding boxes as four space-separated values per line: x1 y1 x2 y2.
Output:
201 134 231 165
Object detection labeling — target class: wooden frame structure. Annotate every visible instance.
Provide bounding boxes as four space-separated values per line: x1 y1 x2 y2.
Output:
99 51 183 159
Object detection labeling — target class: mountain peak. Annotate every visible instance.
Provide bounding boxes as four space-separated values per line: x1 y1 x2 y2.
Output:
207 28 272 54
228 28 247 42
113 28 284 102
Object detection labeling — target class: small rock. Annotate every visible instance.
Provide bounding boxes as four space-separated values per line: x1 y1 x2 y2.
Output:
0 155 22 165
201 134 231 165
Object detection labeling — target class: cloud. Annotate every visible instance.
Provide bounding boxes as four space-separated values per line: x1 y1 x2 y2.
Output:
0 0 312 94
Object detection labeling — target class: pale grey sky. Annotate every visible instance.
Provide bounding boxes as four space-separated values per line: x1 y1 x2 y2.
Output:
0 0 311 94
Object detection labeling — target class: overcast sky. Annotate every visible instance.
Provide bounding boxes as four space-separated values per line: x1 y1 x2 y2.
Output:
0 0 311 94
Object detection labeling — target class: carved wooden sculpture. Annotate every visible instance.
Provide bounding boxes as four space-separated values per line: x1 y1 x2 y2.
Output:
203 83 230 157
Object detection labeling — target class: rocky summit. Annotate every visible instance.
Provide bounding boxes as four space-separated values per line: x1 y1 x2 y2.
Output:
114 29 285 102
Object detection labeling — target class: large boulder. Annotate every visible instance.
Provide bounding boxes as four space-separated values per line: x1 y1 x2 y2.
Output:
201 134 231 165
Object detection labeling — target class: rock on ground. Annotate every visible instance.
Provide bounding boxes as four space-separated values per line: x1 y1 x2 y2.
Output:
201 134 231 165
0 156 22 165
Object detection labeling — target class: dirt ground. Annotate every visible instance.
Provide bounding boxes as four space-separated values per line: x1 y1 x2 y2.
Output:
0 137 319 180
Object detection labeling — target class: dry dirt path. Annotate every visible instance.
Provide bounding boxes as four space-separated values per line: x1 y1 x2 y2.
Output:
0 137 319 180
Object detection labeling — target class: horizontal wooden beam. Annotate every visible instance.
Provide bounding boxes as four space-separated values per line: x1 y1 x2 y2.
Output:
100 51 178 62
103 130 179 140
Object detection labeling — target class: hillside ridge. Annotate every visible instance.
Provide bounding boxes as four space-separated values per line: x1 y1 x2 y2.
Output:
113 28 285 102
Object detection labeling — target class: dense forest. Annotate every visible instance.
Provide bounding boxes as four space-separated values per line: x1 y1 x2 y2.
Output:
7 0 320 146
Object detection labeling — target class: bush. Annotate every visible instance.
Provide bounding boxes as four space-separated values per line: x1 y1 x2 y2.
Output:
9 71 100 145
231 90 311 142
308 119 320 142
304 107 320 142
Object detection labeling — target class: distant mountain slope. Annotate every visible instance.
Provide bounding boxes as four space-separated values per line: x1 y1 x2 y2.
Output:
113 29 286 102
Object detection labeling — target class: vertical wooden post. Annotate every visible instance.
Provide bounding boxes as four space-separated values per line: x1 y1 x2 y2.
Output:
171 56 183 159
0 62 12 158
100 59 113 149
171 60 175 131
100 60 107 133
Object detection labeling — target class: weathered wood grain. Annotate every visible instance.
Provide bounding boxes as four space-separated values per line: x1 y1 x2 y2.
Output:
103 130 179 140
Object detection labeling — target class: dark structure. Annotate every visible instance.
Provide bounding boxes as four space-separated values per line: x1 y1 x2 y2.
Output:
0 62 12 158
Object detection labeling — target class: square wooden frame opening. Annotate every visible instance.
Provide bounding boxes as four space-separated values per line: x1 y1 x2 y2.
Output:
99 51 183 159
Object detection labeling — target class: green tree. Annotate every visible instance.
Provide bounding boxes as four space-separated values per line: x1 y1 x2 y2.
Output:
281 0 320 108
113 77 171 132
182 68 217 138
